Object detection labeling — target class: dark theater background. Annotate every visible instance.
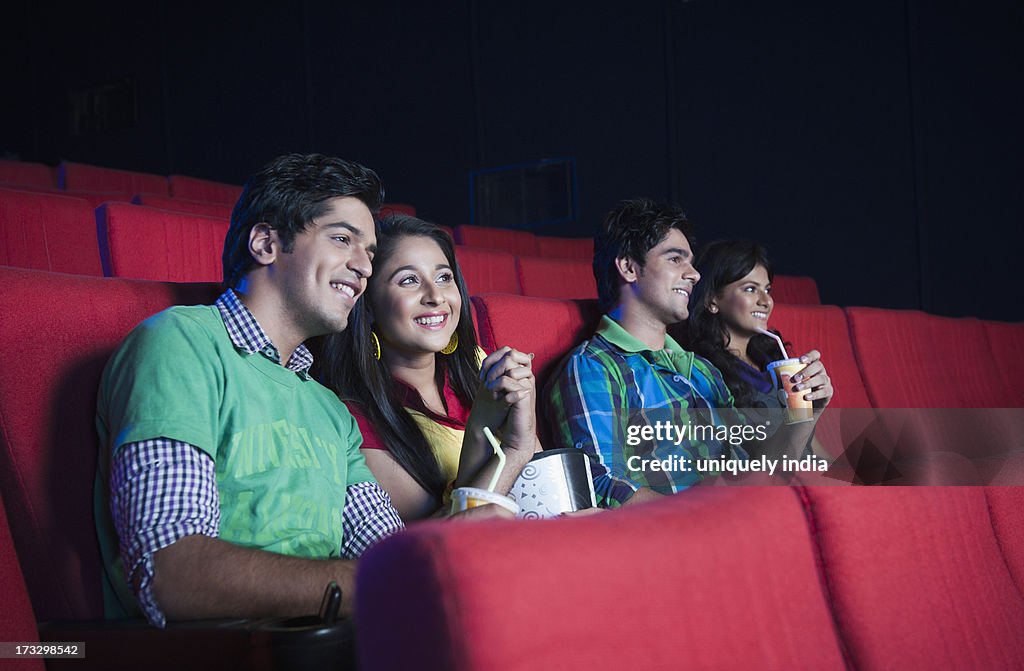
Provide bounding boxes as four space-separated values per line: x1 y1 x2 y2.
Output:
2 0 1022 321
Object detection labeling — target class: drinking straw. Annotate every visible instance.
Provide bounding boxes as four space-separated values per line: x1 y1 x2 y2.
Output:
483 427 506 493
756 328 790 360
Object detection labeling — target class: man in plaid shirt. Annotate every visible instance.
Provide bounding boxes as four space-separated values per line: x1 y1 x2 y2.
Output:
95 154 404 627
546 199 823 508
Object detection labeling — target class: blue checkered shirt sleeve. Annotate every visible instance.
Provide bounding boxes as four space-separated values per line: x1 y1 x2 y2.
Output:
109 439 219 628
339 481 404 559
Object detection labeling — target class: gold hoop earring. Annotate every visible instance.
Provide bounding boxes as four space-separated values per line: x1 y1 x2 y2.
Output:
370 331 381 360
440 332 459 355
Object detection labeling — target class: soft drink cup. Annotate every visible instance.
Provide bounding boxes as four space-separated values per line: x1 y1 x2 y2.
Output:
767 358 815 424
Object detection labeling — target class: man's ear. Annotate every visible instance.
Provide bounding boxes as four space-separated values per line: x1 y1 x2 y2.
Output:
615 255 639 284
248 223 278 267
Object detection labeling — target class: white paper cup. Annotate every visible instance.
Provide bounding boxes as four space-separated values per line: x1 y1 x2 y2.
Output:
450 486 520 516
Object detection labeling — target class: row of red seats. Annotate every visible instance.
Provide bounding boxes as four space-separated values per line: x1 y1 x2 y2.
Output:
455 223 592 259
456 244 821 303
0 265 1021 668
474 292 1024 462
0 158 244 204
0 189 416 277
0 187 823 303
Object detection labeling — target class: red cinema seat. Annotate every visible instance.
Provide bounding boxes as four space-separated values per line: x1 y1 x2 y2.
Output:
846 307 1019 467
357 487 846 671
0 184 137 209
454 246 521 295
760 304 874 462
0 188 103 276
97 203 228 282
516 256 597 300
984 320 1024 408
455 224 539 257
802 487 1024 670
379 203 417 217
767 304 871 409
63 190 136 208
168 175 243 204
537 235 592 259
59 161 169 195
985 487 1024 594
472 293 600 394
0 266 220 621
0 493 43 670
0 159 55 188
132 194 232 220
847 307 1004 408
771 275 821 304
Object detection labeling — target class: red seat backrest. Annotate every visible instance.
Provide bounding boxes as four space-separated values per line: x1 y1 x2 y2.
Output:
59 161 168 195
357 487 846 671
62 190 136 208
379 203 417 218
97 203 229 282
168 175 243 205
132 193 232 220
472 294 600 394
536 236 592 259
0 493 42 667
454 246 521 295
768 304 871 408
846 307 1005 408
516 256 597 300
0 159 55 188
0 187 103 276
802 487 1024 670
0 266 220 620
772 275 821 304
984 320 1024 407
455 224 539 257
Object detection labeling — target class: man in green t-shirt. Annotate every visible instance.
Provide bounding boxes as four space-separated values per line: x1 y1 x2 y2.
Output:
96 154 405 627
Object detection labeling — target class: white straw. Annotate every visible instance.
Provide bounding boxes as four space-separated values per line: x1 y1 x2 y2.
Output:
756 328 789 360
483 427 506 493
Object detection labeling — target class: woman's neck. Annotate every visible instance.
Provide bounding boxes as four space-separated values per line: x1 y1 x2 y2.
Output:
382 349 444 414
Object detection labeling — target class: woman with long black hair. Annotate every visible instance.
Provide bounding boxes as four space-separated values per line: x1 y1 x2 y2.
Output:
321 215 537 521
686 239 834 411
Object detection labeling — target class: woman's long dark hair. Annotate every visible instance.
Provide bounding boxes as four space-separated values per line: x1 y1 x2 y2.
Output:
320 214 480 501
685 239 786 408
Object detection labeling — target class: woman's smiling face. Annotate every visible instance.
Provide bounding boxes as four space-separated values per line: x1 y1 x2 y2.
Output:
368 234 462 357
711 263 773 340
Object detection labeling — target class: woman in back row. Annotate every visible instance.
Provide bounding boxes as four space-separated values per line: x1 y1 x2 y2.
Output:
321 215 538 522
685 239 834 415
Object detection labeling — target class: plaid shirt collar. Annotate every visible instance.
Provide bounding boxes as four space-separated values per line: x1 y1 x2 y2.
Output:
596 315 695 378
215 289 314 379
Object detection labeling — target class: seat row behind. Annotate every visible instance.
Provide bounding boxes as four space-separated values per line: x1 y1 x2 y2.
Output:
0 187 825 303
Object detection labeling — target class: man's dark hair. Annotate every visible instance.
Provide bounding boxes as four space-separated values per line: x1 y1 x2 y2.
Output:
222 153 384 288
593 198 694 311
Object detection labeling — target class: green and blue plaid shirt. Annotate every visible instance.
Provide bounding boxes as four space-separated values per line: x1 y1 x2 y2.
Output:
546 316 739 507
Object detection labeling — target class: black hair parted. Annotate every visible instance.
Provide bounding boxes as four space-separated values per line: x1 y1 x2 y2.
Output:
222 153 384 288
319 214 480 501
593 198 695 312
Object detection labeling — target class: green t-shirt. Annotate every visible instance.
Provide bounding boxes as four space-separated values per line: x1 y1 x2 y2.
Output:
95 304 374 616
